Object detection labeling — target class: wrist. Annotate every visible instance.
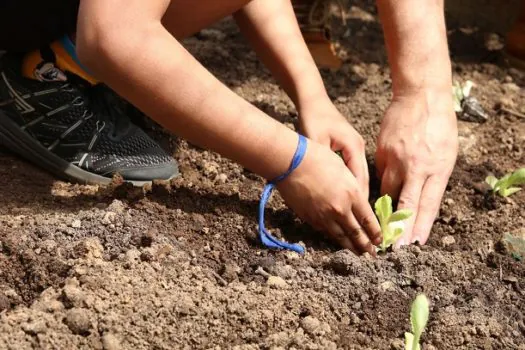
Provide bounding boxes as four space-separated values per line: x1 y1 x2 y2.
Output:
296 93 333 119
392 86 455 116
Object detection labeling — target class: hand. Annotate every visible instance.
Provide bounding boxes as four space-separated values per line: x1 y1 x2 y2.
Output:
298 99 370 199
277 139 382 256
376 91 458 246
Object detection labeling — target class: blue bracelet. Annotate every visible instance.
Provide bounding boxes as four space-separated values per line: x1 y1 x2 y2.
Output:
258 134 307 254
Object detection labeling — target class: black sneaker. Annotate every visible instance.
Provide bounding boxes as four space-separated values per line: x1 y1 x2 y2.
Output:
0 53 179 186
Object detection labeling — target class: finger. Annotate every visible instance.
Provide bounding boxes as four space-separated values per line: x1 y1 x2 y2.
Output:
351 194 383 246
395 173 426 247
338 213 377 256
412 176 448 245
380 167 403 200
375 149 387 179
325 221 358 254
362 156 370 199
342 146 369 200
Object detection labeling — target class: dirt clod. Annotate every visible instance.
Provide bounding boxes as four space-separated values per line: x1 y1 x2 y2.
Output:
64 308 92 336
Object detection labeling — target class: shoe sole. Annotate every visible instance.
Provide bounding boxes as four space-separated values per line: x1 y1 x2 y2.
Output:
0 110 178 187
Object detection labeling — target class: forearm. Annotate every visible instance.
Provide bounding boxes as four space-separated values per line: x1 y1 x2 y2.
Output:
77 22 298 180
377 0 452 97
233 0 329 109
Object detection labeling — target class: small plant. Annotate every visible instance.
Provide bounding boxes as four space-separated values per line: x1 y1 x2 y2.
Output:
485 168 525 197
452 80 488 122
452 80 474 113
503 230 525 261
374 194 413 252
405 294 430 350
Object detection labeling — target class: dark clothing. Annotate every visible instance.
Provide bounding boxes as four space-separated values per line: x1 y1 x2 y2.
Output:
0 0 79 52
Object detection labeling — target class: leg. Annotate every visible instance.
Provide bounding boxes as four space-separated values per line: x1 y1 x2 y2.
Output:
292 0 342 69
505 1 525 68
0 0 178 185
162 0 252 40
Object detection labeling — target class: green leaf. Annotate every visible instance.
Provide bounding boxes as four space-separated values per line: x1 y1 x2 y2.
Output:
374 195 393 223
389 209 413 223
404 333 415 350
495 174 512 191
462 80 474 98
410 294 429 344
508 168 525 186
485 175 498 190
500 187 521 197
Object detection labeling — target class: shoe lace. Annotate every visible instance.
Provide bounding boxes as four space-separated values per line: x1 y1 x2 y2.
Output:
87 84 131 139
294 0 346 29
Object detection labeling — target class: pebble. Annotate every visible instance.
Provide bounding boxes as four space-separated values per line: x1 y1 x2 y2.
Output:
441 235 456 247
267 276 287 289
216 173 228 184
102 333 122 350
22 320 47 335
107 199 126 214
221 263 240 282
502 82 520 93
390 339 404 350
102 212 117 225
444 198 455 206
300 316 321 335
272 264 297 279
65 308 92 335
380 281 395 291
328 250 360 276
70 219 82 229
74 238 104 259
62 284 86 308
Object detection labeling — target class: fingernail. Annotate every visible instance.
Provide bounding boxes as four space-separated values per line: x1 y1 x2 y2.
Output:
374 236 383 245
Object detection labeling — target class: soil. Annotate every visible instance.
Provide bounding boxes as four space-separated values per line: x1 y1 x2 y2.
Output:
1 1 525 349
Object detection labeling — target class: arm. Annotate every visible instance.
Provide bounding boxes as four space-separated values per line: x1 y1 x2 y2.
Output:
76 0 297 181
375 0 458 245
76 0 382 255
234 0 370 197
233 0 327 109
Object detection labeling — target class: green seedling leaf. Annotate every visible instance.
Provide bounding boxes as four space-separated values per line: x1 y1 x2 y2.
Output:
452 80 475 113
404 333 415 350
485 175 498 190
486 168 525 197
389 209 413 223
501 187 521 197
374 195 413 252
509 168 525 186
452 82 463 113
504 231 525 260
410 294 430 340
375 194 393 224
404 294 430 350
462 80 474 98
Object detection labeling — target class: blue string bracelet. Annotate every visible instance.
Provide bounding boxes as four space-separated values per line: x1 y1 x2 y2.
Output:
258 134 307 254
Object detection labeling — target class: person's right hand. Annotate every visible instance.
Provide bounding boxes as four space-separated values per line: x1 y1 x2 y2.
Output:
276 140 382 256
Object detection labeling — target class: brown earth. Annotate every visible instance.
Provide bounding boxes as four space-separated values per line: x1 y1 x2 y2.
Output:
0 1 524 349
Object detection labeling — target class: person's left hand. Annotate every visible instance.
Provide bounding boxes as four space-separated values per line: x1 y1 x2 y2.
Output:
299 99 370 199
376 90 458 246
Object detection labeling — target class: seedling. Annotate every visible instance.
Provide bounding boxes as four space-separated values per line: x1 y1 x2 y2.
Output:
374 195 413 252
452 80 488 122
485 168 525 197
503 230 525 261
452 80 474 113
405 294 430 350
